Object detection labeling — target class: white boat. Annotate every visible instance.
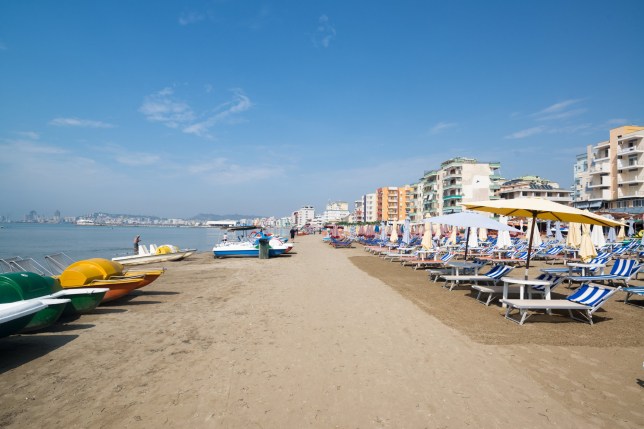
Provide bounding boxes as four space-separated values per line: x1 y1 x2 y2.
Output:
76 218 96 226
112 244 196 266
212 235 291 258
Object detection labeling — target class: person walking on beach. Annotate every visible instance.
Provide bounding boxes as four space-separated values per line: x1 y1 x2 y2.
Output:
133 235 141 254
290 227 296 242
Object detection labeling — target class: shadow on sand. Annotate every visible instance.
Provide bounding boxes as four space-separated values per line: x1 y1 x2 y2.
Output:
0 334 78 373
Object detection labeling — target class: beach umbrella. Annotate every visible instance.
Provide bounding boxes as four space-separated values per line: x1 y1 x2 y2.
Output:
607 227 617 243
628 220 635 236
390 221 399 243
401 219 411 245
463 197 623 278
579 223 597 262
526 218 542 248
554 221 564 243
567 222 582 248
495 216 513 249
422 211 519 259
591 224 606 248
421 224 434 250
379 222 387 241
617 225 626 241
467 227 479 250
478 227 488 242
546 220 552 237
448 227 457 245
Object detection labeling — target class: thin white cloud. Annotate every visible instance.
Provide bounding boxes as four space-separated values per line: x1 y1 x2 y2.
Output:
186 157 284 184
0 139 67 155
50 117 114 128
606 118 628 126
98 143 161 167
505 126 545 139
430 121 457 134
315 15 336 48
139 87 195 128
15 131 40 140
182 89 253 138
532 99 586 121
179 11 205 26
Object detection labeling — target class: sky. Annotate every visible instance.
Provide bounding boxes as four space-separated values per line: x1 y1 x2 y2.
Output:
1 1 643 220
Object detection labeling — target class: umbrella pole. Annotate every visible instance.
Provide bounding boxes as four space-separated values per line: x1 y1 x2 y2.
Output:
464 227 470 260
524 212 537 280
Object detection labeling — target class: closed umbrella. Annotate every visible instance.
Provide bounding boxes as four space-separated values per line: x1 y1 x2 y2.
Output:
467 227 479 250
401 219 411 245
463 197 623 278
579 223 597 262
527 218 542 248
390 221 398 243
617 225 626 241
478 227 488 242
421 224 434 250
379 222 387 241
607 227 617 243
567 222 582 248
448 227 457 245
546 220 552 237
628 220 635 236
591 224 606 248
495 216 513 249
554 221 564 243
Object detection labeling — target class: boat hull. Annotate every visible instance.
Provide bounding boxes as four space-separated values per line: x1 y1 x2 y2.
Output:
112 251 194 266
0 301 47 338
212 248 286 258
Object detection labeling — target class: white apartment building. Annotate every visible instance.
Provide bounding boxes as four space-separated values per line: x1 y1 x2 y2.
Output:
498 176 572 204
574 125 644 213
321 201 350 223
364 193 377 222
419 157 503 217
294 205 315 228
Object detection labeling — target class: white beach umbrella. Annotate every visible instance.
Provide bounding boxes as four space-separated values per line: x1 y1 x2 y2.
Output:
554 221 564 243
495 216 513 249
591 224 606 248
526 218 542 248
379 222 387 241
628 220 635 236
448 227 457 245
607 227 617 243
546 220 552 237
579 223 597 262
566 222 582 248
467 227 479 249
478 227 488 242
401 219 411 245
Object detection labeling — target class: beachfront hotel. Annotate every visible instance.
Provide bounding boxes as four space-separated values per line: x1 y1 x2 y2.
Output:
419 157 504 217
497 175 572 204
573 125 644 214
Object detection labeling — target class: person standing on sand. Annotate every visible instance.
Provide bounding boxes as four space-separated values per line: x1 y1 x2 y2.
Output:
223 233 228 243
133 235 141 254
290 227 296 242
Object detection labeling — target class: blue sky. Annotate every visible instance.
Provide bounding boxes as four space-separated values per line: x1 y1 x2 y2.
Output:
1 1 643 219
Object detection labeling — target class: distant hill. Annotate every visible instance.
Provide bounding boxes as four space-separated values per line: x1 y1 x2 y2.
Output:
190 213 265 221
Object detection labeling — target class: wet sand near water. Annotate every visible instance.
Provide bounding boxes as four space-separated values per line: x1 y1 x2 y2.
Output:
0 235 642 428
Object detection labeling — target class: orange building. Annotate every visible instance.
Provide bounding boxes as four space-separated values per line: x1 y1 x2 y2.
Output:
376 186 413 221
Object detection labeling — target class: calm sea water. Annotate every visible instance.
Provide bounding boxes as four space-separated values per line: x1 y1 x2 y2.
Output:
0 223 230 262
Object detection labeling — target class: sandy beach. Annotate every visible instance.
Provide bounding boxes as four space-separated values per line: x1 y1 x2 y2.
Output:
1 234 642 428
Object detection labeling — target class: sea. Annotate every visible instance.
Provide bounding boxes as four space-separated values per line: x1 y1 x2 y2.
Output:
0 223 286 262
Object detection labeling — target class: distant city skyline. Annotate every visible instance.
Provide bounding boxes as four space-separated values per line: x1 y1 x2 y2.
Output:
1 1 643 219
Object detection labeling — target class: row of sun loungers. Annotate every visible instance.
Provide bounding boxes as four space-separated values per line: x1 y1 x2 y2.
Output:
353 235 642 325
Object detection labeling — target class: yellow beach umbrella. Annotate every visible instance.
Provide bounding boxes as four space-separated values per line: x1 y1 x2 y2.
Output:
448 227 457 245
421 224 434 250
463 197 623 277
390 221 398 243
617 225 626 241
478 227 488 242
579 223 597 262
566 222 582 248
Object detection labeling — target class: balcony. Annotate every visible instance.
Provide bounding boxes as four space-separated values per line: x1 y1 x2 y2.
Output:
588 164 610 175
442 171 462 180
617 189 644 199
489 174 502 180
617 146 644 156
443 183 462 191
620 175 644 185
443 194 462 200
586 182 610 189
617 161 644 171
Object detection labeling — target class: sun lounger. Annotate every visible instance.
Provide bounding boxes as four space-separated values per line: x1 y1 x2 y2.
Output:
622 287 644 306
415 253 454 272
501 283 620 325
566 259 641 288
441 264 514 291
471 273 564 306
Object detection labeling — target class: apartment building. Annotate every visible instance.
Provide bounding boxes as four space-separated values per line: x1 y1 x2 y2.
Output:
574 125 644 213
363 193 377 222
498 176 572 204
320 201 350 223
375 185 413 221
419 157 503 217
